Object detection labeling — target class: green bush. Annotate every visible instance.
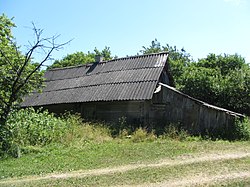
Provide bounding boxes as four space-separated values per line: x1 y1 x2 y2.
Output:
233 117 250 140
6 108 69 147
205 117 250 141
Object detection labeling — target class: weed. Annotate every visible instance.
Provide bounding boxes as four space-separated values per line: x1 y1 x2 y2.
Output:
161 124 190 141
131 128 156 143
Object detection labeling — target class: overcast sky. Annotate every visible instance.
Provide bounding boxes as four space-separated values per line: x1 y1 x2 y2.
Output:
1 0 250 65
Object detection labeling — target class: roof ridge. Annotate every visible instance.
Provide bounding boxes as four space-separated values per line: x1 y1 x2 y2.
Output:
106 52 169 63
46 63 93 71
47 52 169 71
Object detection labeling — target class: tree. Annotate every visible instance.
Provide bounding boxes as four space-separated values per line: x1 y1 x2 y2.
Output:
179 65 221 104
0 14 69 152
217 66 250 115
49 46 113 69
179 53 250 115
196 53 246 76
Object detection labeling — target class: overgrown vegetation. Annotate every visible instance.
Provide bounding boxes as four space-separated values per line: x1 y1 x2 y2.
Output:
1 108 250 159
2 108 69 157
0 108 249 187
233 118 250 140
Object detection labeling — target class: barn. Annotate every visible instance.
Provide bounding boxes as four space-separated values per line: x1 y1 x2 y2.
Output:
22 52 244 135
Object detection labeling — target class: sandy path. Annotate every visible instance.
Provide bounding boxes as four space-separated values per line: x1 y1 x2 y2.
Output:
0 151 249 185
131 171 250 187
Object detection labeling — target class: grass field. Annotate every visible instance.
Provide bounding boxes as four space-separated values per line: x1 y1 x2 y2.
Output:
0 139 250 186
1 111 250 186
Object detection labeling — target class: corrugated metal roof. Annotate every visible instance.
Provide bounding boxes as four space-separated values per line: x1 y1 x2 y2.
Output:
22 52 168 107
159 83 244 117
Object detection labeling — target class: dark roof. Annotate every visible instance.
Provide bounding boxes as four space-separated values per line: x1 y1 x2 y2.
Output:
22 52 169 107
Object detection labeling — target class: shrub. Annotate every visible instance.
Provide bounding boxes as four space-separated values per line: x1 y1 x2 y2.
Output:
131 127 156 143
232 117 250 140
205 117 250 141
2 108 70 157
7 108 70 146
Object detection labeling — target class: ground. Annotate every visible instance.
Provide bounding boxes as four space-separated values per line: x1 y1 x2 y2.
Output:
0 140 249 186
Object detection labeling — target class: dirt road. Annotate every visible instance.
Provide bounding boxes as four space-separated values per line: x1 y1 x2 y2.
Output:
1 151 250 186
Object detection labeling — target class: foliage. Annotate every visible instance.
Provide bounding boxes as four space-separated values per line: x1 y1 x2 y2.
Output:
178 65 221 104
49 46 113 69
0 14 68 153
0 108 115 157
0 15 43 118
1 108 69 157
179 54 250 115
232 117 250 140
218 67 250 114
196 53 246 75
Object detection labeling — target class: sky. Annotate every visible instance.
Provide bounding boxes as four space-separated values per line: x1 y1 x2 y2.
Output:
1 0 250 66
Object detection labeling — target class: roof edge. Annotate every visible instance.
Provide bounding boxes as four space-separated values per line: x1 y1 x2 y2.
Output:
107 52 169 63
48 52 169 71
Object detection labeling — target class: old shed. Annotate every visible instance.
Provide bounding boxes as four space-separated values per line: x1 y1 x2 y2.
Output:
22 52 244 134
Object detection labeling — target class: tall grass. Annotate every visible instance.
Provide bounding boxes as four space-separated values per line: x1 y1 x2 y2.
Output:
3 108 113 157
63 120 113 145
3 108 69 157
2 107 250 158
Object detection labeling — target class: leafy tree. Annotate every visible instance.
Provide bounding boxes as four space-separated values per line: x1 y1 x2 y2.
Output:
0 14 68 153
180 53 250 115
178 66 221 104
218 66 250 114
49 46 113 69
196 53 246 76
141 39 162 54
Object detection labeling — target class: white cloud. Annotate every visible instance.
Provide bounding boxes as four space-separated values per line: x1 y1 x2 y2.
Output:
223 0 246 6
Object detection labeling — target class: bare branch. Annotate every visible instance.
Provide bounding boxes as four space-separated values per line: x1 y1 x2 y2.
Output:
19 40 71 88
13 26 72 96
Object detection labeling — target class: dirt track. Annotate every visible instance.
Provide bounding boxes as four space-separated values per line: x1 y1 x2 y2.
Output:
0 151 250 186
